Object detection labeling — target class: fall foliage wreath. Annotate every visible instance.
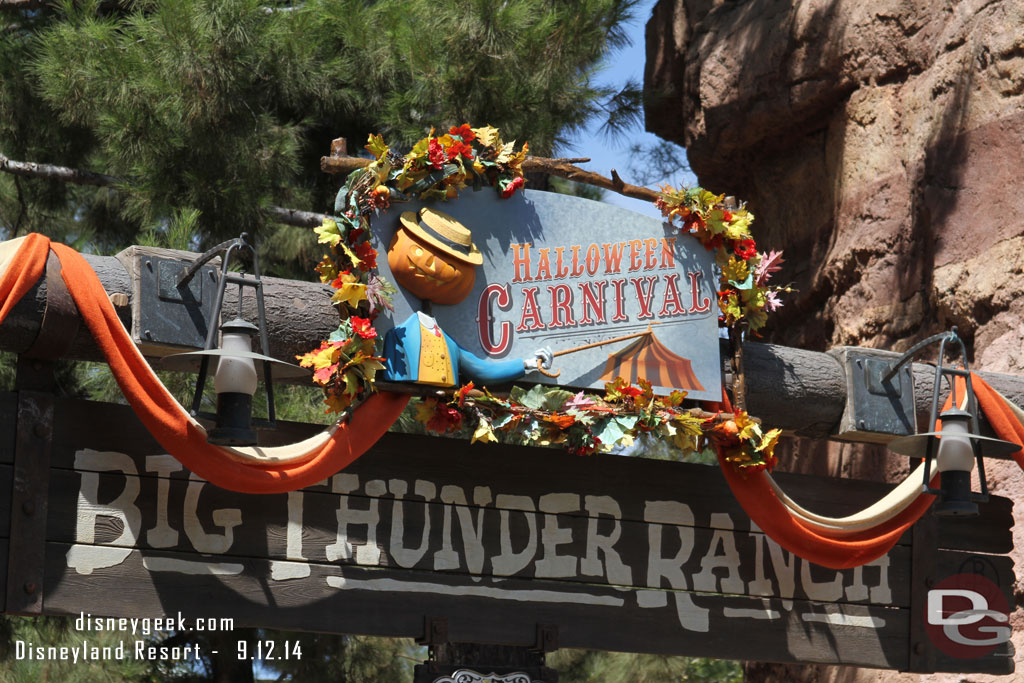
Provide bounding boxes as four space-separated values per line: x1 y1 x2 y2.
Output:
299 125 788 471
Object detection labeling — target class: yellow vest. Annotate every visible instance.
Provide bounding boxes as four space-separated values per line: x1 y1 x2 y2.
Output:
417 322 455 387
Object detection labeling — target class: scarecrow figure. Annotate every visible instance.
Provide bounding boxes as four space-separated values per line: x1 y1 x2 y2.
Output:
382 208 552 387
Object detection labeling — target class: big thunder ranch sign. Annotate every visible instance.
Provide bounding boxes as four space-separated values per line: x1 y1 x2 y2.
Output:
0 184 1015 677
0 395 1015 675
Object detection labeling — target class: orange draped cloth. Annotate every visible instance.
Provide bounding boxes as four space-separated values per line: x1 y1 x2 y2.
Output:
0 234 408 493
714 377 1024 570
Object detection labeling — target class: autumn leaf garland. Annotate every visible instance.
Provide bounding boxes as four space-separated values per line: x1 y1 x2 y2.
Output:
299 125 785 471
410 377 783 470
655 187 790 331
297 124 530 413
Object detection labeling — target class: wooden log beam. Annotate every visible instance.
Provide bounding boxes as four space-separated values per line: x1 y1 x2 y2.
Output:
3 252 1024 440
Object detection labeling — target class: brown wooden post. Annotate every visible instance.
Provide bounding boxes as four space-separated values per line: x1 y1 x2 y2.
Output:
906 507 938 672
6 357 55 615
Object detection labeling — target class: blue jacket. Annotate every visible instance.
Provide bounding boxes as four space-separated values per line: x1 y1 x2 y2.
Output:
383 313 526 386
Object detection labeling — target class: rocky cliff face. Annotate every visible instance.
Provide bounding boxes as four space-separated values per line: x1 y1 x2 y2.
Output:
645 0 1024 679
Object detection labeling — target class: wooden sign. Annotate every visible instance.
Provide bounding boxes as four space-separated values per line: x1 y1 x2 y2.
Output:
371 190 721 400
1 393 1015 673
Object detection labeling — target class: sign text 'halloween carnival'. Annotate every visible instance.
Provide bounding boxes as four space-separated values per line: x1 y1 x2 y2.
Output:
373 190 720 399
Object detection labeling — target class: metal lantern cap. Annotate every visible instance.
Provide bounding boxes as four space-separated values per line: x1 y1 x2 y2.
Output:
158 347 310 380
887 430 1021 460
888 407 1019 460
220 318 259 335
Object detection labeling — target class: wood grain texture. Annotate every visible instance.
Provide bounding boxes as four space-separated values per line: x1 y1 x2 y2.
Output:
44 542 912 669
45 396 1013 555
0 464 12 540
6 391 53 614
43 465 917 607
38 542 1011 673
17 395 1016 672
0 393 16 464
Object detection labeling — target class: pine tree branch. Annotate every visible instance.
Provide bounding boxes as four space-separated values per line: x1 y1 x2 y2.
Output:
320 150 661 203
0 152 330 228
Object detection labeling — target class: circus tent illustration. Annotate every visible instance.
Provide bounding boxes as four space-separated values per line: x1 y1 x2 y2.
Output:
598 328 705 391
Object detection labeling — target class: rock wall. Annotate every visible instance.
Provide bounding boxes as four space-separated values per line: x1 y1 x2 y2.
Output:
645 0 1024 680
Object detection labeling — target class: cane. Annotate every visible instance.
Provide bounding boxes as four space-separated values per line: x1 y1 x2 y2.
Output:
534 324 659 378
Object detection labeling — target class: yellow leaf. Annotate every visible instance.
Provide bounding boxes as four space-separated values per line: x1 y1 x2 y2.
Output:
308 344 339 371
414 400 436 424
341 371 360 397
670 429 700 453
324 393 350 414
507 141 528 171
757 428 782 455
314 218 341 247
358 358 386 383
721 256 749 283
339 241 360 268
619 433 635 449
331 282 366 307
471 419 498 445
365 134 388 159
409 136 430 159
471 125 501 148
733 411 761 442
495 140 516 163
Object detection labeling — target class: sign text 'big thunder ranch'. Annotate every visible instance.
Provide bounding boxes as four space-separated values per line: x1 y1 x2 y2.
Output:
372 190 721 400
28 396 1014 673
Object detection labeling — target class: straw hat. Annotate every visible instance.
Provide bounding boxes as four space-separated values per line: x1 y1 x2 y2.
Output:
398 208 483 266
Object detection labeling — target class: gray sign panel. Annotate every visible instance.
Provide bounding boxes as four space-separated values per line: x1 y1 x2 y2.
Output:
372 189 720 400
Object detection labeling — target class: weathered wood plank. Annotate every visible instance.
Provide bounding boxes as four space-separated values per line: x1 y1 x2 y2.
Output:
0 464 12 539
44 465 910 607
0 393 16 464
26 395 1018 673
0 539 7 614
907 508 937 672
6 391 53 615
46 397 1013 555
43 541 912 670
39 542 1011 673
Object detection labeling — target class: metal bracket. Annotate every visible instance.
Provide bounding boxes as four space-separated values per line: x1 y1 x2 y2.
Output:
133 252 218 351
829 347 916 442
532 624 558 653
418 616 449 647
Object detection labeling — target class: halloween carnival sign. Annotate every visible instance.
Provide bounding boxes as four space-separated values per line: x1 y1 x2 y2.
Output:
371 190 720 401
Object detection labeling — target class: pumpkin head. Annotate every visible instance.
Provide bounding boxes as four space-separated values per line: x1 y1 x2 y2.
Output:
388 209 481 305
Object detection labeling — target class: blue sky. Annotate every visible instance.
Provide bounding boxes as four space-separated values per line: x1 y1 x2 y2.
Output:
564 0 698 218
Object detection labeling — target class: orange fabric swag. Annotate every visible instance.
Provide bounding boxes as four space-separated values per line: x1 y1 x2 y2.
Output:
0 234 407 493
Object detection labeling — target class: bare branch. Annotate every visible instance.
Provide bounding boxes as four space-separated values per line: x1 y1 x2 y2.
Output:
0 152 329 228
0 153 120 187
320 152 659 203
264 205 330 228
